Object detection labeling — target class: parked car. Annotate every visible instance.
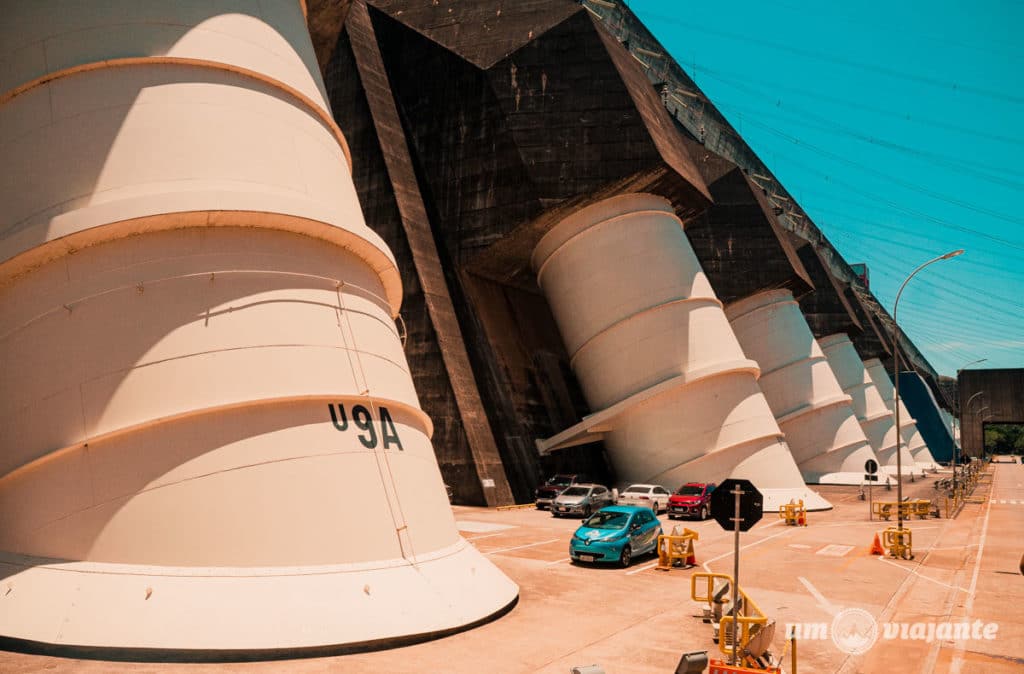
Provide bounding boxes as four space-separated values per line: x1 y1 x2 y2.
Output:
535 473 589 510
569 506 663 567
668 482 716 520
616 484 672 513
551 484 615 517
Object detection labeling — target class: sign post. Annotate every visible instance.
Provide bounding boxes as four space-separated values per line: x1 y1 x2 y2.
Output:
710 479 763 665
865 459 879 520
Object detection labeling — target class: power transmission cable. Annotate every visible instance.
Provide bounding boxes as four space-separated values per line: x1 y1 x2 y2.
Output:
630 10 1024 105
727 113 1024 227
685 61 1024 149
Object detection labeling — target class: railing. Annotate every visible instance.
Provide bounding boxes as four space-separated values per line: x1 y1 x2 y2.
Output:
691 572 769 659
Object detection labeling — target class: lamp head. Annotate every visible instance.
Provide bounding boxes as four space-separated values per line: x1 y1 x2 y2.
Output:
942 249 965 260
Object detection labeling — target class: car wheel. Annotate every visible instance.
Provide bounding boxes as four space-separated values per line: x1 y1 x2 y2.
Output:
652 501 660 514
668 514 676 520
619 544 632 568
583 505 592 518
700 506 708 520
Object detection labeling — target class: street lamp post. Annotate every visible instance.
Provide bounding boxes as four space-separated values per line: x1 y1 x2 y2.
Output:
892 249 964 532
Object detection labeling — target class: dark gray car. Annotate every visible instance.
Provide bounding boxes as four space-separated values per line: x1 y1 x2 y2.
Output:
551 484 615 518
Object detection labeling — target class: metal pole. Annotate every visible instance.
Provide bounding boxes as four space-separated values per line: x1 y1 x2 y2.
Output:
891 249 963 533
893 336 903 531
731 483 742 666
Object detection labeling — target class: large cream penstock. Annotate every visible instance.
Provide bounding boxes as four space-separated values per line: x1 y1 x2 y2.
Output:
818 333 895 484
725 291 882 485
0 0 516 653
532 194 830 511
864 359 938 473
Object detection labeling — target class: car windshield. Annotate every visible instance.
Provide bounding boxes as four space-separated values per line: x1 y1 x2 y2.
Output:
623 486 649 494
562 486 589 496
676 485 704 496
583 511 630 530
548 475 574 486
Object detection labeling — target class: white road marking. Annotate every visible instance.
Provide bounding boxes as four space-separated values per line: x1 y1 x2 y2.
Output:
798 576 841 617
456 520 517 533
700 522 793 572
545 557 570 566
788 543 813 549
466 531 509 541
625 560 660 575
816 544 854 557
951 480 994 674
483 538 560 556
876 556 969 594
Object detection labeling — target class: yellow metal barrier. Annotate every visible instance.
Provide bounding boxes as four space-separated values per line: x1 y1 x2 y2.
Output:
691 572 769 659
872 500 933 521
495 503 541 510
779 499 807 526
882 527 913 560
657 528 699 570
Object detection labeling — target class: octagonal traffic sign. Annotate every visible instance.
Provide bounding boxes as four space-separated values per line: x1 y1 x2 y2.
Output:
710 478 763 532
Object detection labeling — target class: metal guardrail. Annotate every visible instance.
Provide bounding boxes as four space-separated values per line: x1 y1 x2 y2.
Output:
691 572 769 659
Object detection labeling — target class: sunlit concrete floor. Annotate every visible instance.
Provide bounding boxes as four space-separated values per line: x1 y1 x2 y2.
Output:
1 462 1021 674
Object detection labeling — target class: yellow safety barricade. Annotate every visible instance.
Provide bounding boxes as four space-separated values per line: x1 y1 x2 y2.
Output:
882 527 913 560
691 572 770 659
657 527 699 570
779 499 807 526
873 500 933 521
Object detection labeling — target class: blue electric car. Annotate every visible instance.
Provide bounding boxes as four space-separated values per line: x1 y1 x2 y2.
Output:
568 505 662 567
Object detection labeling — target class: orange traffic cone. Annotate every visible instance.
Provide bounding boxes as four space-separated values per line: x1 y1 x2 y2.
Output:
684 539 697 567
870 533 884 555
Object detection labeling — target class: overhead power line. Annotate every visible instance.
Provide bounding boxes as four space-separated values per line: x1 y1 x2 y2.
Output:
632 10 1024 105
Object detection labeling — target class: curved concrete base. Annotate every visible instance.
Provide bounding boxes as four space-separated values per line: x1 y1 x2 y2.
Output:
880 465 926 478
760 488 833 512
0 540 518 655
805 471 895 487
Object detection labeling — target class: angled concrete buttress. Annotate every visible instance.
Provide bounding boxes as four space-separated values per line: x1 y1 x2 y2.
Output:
532 194 830 511
725 291 882 485
0 0 516 655
864 359 931 475
817 333 895 485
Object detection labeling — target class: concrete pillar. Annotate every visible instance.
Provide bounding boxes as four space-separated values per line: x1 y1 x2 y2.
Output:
817 333 894 485
0 0 516 653
725 291 881 485
532 194 830 511
864 359 930 475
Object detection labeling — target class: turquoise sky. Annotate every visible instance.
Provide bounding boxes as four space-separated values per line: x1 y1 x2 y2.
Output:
627 0 1023 377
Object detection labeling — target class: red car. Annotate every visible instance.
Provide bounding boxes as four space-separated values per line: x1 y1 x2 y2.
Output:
668 482 716 520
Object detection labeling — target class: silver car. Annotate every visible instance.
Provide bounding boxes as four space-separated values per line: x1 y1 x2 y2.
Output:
551 484 615 518
616 484 671 514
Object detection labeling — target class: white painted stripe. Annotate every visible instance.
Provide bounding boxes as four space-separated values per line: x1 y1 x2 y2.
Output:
545 557 570 566
625 560 660 575
466 531 509 541
456 520 516 533
798 576 840 617
701 525 794 572
483 538 560 556
950 474 994 674
788 543 812 549
876 556 969 594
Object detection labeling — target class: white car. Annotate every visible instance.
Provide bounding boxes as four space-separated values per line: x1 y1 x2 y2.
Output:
616 484 671 514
